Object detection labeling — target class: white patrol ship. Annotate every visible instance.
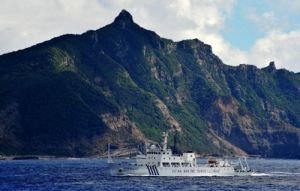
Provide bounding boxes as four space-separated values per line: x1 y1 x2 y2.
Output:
108 132 254 176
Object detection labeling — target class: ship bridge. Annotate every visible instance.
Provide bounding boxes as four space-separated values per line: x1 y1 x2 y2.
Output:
136 132 196 167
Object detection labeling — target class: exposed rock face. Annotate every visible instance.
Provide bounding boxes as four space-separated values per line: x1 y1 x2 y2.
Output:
207 129 248 156
154 99 182 132
0 10 299 158
101 113 148 142
263 61 277 73
99 113 150 156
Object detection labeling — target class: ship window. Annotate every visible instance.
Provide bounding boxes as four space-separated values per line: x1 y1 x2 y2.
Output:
171 162 180 167
163 152 165 154
162 162 170 167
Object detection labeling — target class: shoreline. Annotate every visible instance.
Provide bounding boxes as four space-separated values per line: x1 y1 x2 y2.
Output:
1 154 299 161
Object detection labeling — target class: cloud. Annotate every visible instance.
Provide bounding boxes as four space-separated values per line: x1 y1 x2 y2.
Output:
248 30 300 71
246 11 278 31
0 0 238 64
266 0 300 13
242 0 300 72
0 0 110 53
0 0 300 72
97 0 243 68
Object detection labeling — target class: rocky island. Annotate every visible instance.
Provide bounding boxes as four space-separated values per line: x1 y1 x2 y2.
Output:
0 10 299 159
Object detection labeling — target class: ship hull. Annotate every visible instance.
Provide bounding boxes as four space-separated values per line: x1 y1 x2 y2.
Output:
109 163 253 177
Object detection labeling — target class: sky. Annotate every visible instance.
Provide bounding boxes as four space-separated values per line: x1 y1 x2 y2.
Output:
1 0 300 72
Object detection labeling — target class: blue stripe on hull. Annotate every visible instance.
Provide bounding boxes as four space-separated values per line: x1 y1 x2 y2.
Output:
154 166 159 176
150 166 155 175
146 165 150 175
151 166 155 175
146 165 154 176
153 166 157 176
146 165 160 176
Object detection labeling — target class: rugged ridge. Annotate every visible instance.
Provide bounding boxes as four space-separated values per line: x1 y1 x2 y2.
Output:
0 10 299 158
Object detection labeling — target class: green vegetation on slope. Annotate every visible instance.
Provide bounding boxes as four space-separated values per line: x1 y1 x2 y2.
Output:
0 10 299 158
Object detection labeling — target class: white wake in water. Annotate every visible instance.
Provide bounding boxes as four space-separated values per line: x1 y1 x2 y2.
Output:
250 173 271 176
269 171 300 176
251 171 300 177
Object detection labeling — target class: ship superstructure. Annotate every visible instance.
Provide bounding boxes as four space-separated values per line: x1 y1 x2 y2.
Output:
108 132 253 176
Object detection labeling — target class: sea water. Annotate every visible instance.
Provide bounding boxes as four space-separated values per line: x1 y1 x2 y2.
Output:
0 158 299 191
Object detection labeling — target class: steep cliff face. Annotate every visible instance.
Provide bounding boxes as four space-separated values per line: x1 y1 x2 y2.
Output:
0 10 299 158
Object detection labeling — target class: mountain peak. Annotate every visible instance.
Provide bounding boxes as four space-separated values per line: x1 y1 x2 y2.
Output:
268 61 276 69
263 61 277 73
113 9 134 28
